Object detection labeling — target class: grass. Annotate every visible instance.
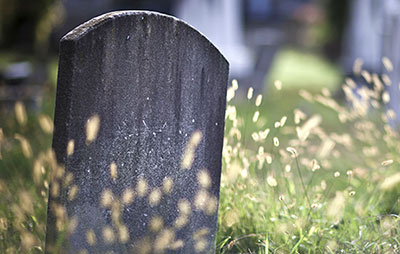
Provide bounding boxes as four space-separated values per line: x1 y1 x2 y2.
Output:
0 53 400 253
217 78 400 253
267 48 343 90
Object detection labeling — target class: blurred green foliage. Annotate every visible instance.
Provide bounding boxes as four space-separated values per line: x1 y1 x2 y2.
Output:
0 0 63 56
267 48 343 90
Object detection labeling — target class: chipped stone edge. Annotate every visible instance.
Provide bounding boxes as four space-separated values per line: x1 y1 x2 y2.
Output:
61 10 228 65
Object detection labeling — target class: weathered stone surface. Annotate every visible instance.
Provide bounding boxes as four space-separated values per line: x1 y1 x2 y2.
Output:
45 11 228 254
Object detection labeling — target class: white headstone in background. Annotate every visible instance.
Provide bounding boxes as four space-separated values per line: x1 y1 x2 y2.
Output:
175 0 253 78
342 0 384 73
382 0 400 125
344 0 400 125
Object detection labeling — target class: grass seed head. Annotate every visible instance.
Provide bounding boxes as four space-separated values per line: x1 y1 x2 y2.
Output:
174 214 188 229
311 159 320 171
118 225 129 243
361 70 372 83
66 140 75 156
194 190 208 210
85 114 100 144
136 178 148 197
149 216 164 232
181 130 202 169
85 229 96 246
255 94 263 106
382 57 393 71
247 87 254 100
226 87 235 102
299 89 313 101
68 185 78 201
154 228 175 252
380 173 400 190
273 137 280 147
382 74 392 86
110 162 118 181
274 80 282 90
232 79 239 90
101 189 114 208
14 101 27 126
197 169 211 189
121 188 134 205
267 176 277 187
381 159 394 166
286 147 298 157
177 199 191 215
102 226 115 244
205 195 218 215
162 177 173 194
38 114 54 134
14 134 32 158
149 188 162 207
252 111 260 122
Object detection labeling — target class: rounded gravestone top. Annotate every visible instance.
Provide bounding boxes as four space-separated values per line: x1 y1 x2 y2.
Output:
62 10 228 65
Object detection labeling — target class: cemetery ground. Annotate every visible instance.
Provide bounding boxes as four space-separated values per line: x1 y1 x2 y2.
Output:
1 52 400 253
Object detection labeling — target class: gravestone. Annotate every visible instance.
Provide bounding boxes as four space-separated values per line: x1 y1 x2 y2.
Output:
342 0 383 76
382 0 400 126
45 11 229 254
343 0 400 125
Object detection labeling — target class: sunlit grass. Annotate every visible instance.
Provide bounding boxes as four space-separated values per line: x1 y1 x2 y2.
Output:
267 48 343 90
217 73 400 253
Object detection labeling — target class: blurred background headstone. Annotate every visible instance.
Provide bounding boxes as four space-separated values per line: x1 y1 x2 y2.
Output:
381 0 400 125
342 0 400 124
174 0 253 81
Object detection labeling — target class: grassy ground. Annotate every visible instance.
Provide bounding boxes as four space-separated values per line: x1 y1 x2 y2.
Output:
1 50 400 253
217 82 400 253
267 48 343 90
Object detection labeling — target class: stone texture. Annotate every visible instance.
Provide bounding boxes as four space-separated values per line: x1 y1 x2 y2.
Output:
45 11 228 254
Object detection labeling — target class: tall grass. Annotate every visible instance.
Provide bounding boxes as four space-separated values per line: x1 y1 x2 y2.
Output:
217 67 400 253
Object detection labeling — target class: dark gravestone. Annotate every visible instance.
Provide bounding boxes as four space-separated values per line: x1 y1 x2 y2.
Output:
45 11 228 254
